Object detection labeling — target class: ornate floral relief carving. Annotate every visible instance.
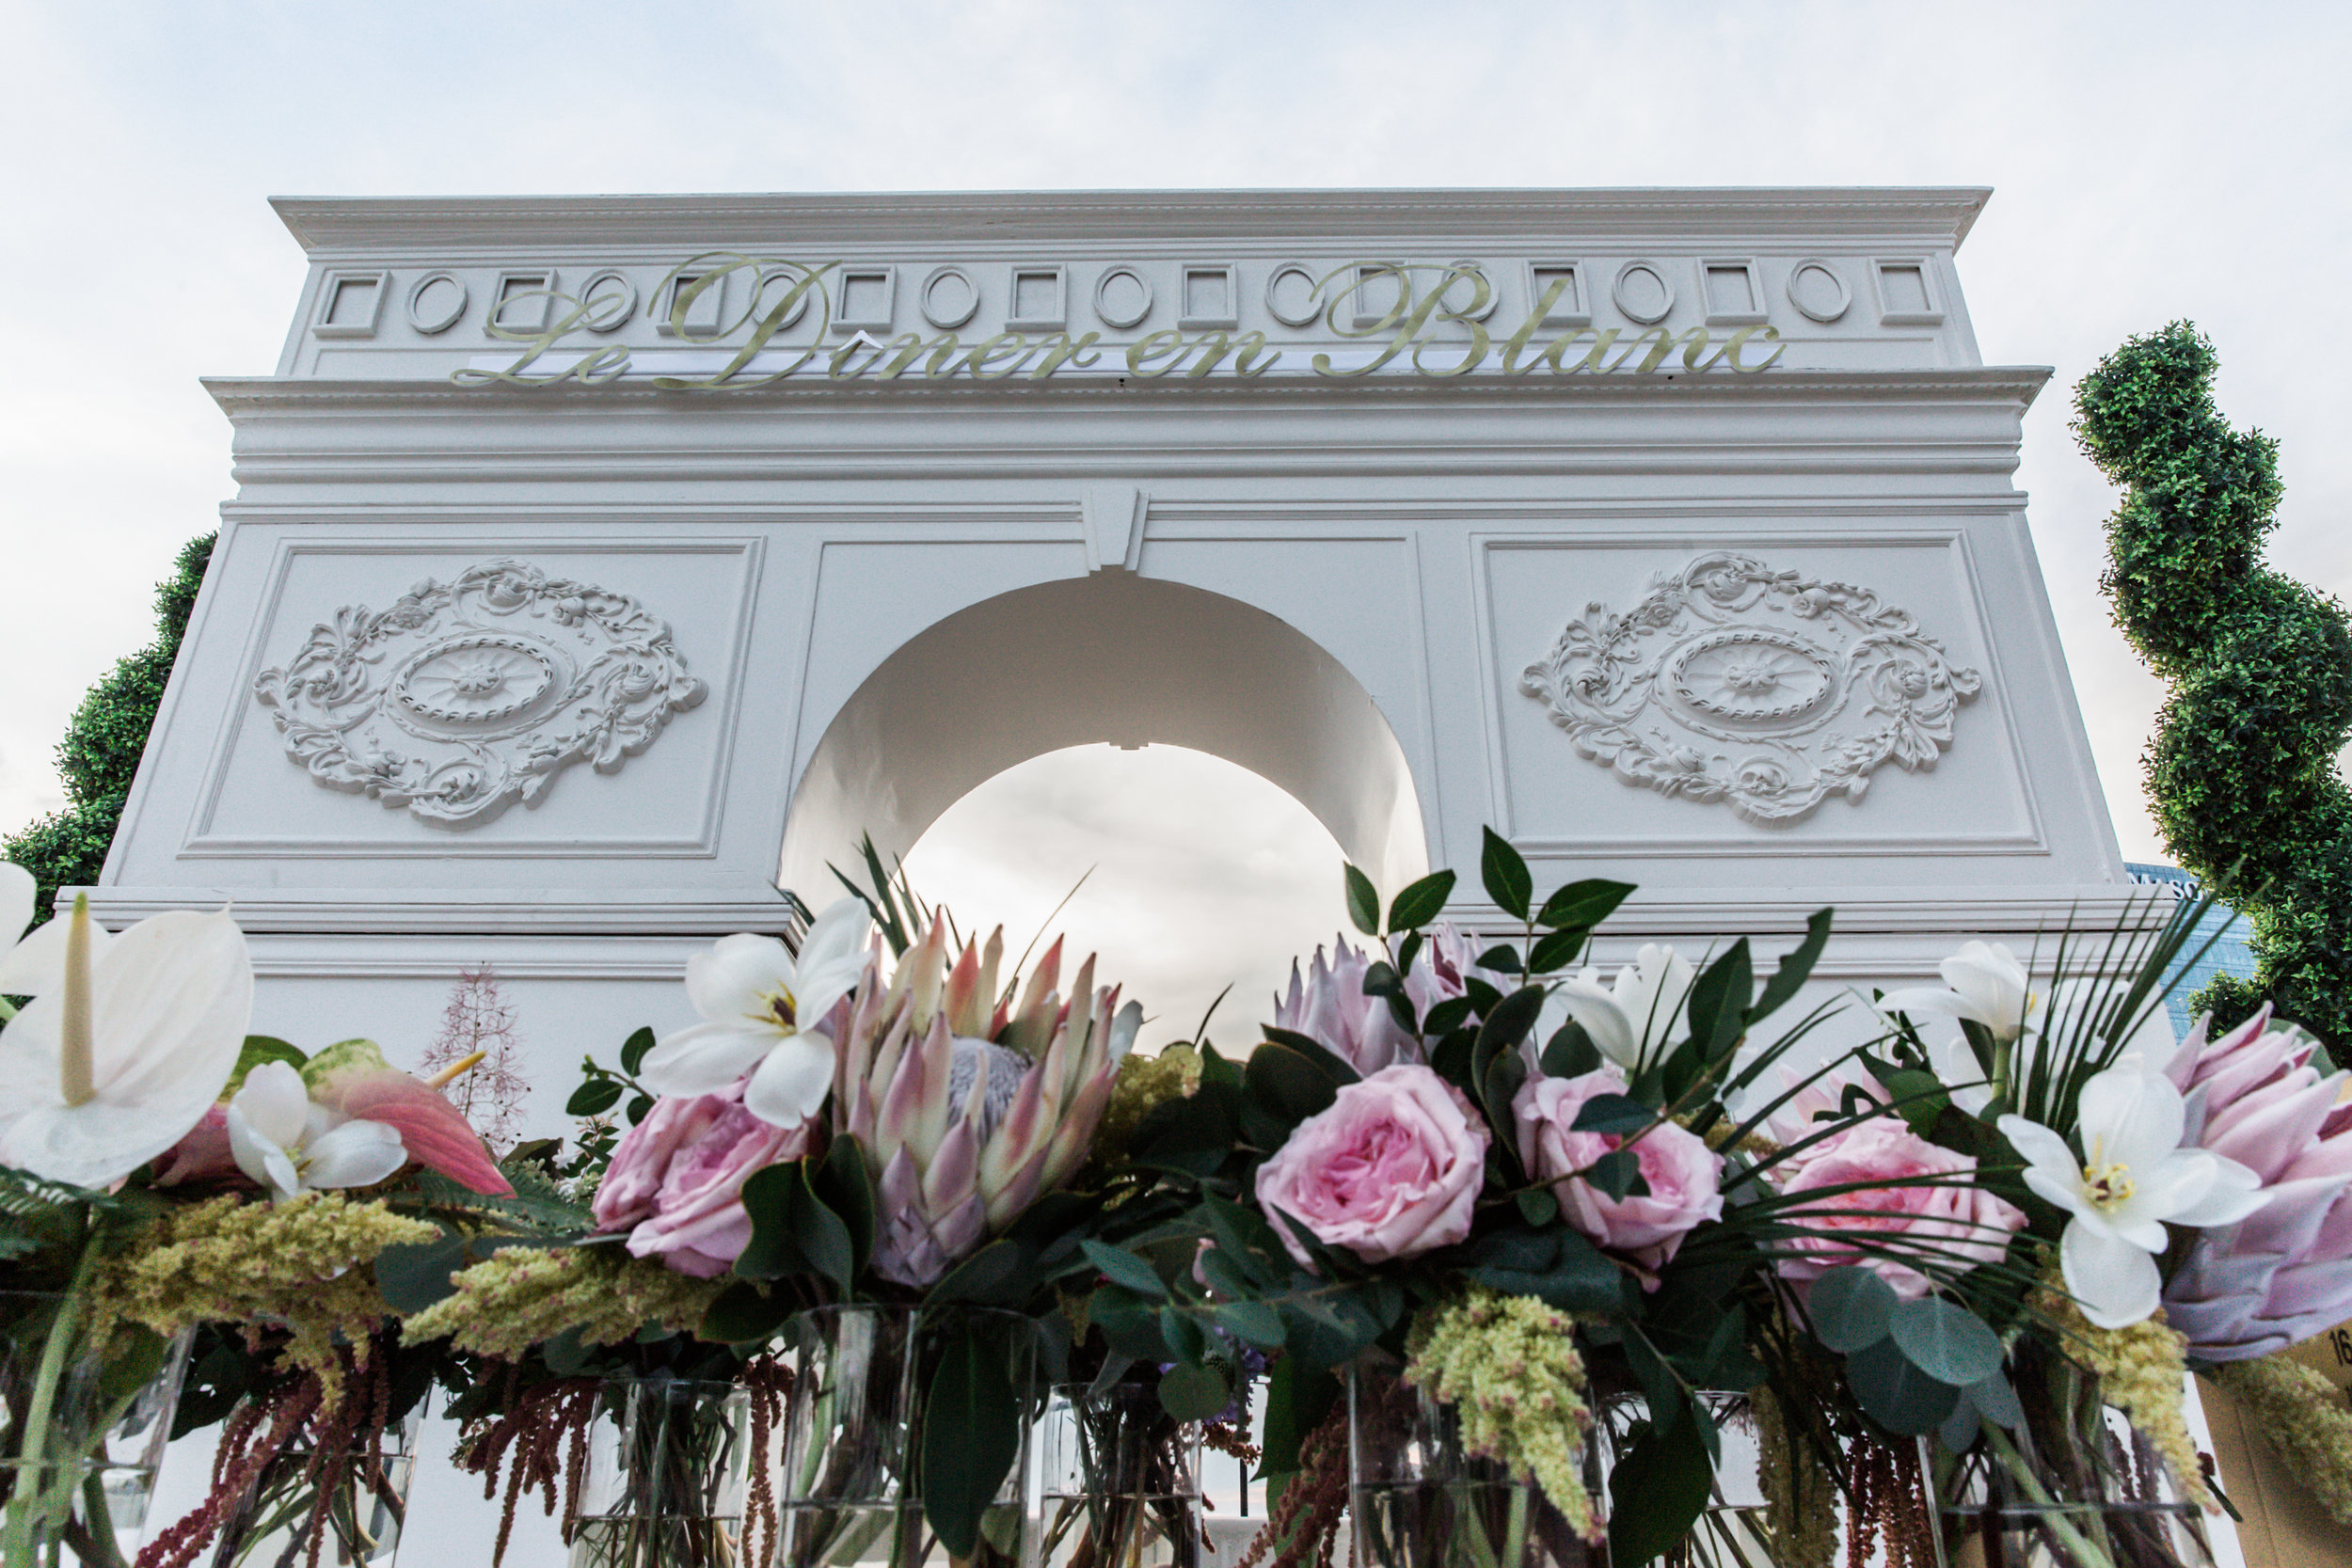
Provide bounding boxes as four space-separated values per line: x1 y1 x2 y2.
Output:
254 560 707 826
1517 552 1982 825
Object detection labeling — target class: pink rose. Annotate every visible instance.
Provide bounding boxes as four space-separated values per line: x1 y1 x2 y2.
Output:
1254 1064 1489 1267
1772 1120 2026 1301
1514 1069 1723 1281
594 1080 817 1278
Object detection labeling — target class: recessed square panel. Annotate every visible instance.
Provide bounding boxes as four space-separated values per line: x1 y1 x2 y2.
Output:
1006 266 1066 331
311 271 388 339
1700 260 1766 325
491 270 561 335
1179 264 1239 331
1524 262 1589 327
832 267 897 333
1873 259 1944 326
655 270 727 339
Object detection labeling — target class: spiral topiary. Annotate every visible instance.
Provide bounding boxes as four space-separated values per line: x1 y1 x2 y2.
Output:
2074 323 2352 1048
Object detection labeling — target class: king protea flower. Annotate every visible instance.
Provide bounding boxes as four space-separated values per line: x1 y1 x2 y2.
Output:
0 886 252 1190
831 916 1140 1287
2162 1006 2352 1358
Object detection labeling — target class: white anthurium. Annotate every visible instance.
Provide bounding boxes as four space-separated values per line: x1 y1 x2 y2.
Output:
639 897 876 1126
1543 943 1698 1074
0 862 116 1003
1883 940 2036 1044
0 894 252 1190
226 1060 407 1204
1997 1057 2269 1329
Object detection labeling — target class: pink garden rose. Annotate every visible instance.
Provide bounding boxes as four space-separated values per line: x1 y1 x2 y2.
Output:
1254 1064 1489 1267
1772 1119 2025 1301
594 1079 817 1278
1514 1069 1722 1281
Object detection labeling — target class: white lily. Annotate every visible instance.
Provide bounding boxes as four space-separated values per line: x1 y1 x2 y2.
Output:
0 891 252 1189
1998 1057 2269 1328
226 1060 407 1203
1883 940 2035 1043
0 862 116 1003
638 897 875 1126
1545 943 1698 1073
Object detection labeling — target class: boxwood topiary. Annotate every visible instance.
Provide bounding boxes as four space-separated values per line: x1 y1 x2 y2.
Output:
2074 323 2352 1048
4 532 215 927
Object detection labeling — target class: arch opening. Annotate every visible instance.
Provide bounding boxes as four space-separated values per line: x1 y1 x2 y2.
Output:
777 571 1429 935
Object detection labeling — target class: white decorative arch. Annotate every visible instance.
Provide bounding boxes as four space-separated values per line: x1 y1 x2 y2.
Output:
777 572 1428 903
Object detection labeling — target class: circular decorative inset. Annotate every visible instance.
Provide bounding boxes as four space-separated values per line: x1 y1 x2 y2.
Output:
1613 261 1676 325
1093 265 1153 330
1438 260 1501 322
392 635 560 726
1667 629 1838 726
1787 259 1851 324
919 266 979 330
578 270 637 332
1264 262 1322 328
405 273 469 336
754 266 813 329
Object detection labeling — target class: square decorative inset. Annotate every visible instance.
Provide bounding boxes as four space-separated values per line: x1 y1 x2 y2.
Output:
1523 262 1589 327
1699 259 1767 325
1872 259 1945 326
311 272 389 339
1178 264 1239 331
490 270 562 335
832 267 897 333
1005 266 1067 331
655 270 727 339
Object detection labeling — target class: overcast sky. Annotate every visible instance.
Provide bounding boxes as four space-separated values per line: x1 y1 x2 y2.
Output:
3 0 2344 1046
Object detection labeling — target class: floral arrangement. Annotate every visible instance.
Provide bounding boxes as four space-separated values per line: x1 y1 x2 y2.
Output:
14 824 2352 1568
0 862 516 1568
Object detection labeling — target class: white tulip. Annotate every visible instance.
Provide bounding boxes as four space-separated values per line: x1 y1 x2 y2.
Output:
1883 941 2035 1043
225 1061 407 1203
639 897 875 1125
1998 1057 2268 1328
0 894 252 1189
1545 943 1699 1074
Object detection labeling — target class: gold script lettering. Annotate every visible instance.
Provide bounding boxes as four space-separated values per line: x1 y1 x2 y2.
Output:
1127 329 1188 377
1028 331 1104 378
962 333 1035 380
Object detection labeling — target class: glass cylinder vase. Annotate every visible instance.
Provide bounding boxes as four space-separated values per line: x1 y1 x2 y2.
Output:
1 1291 193 1568
565 1378 754 1568
207 1404 421 1568
773 1305 1042 1568
1037 1382 1205 1568
1348 1368 1606 1568
1923 1349 2215 1568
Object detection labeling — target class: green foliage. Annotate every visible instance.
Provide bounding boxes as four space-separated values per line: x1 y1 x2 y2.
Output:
2074 324 2352 1045
4 533 215 926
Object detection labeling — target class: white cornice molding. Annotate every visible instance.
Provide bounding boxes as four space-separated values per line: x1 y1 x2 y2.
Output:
269 187 1994 257
205 367 2054 419
77 884 2141 938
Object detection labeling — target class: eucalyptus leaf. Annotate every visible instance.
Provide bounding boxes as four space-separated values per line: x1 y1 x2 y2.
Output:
1159 1363 1232 1422
1847 1338 1961 1436
1806 1266 1898 1354
1081 1241 1169 1300
1888 1297 2003 1388
1969 1368 2024 1430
